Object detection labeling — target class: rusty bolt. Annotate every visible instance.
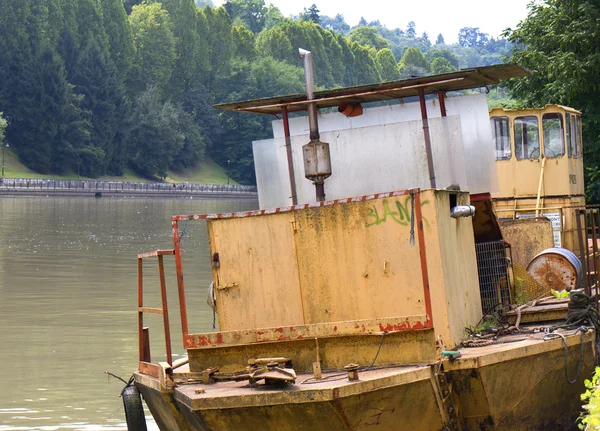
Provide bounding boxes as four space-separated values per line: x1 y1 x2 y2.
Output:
344 363 360 381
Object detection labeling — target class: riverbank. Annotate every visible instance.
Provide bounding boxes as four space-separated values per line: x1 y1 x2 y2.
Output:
0 178 257 199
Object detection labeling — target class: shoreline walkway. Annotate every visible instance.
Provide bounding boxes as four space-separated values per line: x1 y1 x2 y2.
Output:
0 178 258 199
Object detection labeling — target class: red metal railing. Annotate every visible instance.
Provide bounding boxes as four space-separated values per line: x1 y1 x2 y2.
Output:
137 249 175 366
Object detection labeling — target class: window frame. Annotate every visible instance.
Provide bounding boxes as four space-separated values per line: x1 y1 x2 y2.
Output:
514 115 541 160
541 113 565 158
490 116 511 161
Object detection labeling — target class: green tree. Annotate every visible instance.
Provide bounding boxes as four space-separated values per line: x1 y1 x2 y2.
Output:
263 4 285 30
99 0 135 79
224 0 267 33
430 57 455 74
128 3 176 94
300 4 320 24
10 49 91 174
0 113 7 144
232 25 256 60
436 33 445 45
203 6 234 92
376 48 398 81
425 47 459 69
171 107 205 170
127 86 184 178
504 0 600 200
71 39 128 176
320 14 349 34
406 21 416 38
156 0 205 97
123 0 142 15
348 27 389 51
458 27 489 48
350 42 381 84
397 47 430 77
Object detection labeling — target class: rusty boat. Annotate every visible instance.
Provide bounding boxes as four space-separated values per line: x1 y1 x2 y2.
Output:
128 58 598 431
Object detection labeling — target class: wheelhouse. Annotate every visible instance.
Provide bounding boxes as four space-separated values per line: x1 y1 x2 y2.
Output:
490 105 585 250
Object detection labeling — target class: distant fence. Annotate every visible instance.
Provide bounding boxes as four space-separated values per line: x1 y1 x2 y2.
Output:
0 178 257 195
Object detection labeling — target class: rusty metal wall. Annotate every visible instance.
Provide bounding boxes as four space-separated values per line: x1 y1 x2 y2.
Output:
499 217 554 269
203 189 483 349
207 192 428 331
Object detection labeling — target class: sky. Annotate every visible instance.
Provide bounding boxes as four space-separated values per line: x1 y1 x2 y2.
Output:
214 0 532 44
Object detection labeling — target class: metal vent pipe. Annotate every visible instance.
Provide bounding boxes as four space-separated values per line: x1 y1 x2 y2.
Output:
299 49 319 141
299 48 331 202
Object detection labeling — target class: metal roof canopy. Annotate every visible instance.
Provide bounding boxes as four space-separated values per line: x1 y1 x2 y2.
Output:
214 64 530 115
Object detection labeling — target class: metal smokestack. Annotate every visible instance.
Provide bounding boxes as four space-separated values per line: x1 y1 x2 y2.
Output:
298 48 331 202
299 48 319 140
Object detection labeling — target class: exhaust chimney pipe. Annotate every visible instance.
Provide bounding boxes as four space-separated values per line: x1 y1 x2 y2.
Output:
299 49 319 141
299 48 331 202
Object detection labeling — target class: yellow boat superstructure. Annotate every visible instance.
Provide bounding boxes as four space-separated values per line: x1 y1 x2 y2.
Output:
131 66 596 431
491 105 585 251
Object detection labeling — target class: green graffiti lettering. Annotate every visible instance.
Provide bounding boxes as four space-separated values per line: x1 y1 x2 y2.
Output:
366 196 429 228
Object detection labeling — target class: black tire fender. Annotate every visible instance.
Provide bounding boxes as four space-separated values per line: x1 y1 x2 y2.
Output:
122 385 148 431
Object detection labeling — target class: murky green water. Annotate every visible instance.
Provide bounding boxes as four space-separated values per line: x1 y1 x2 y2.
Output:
0 196 258 430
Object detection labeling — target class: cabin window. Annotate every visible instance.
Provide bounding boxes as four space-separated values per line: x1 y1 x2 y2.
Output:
566 113 572 157
576 115 583 157
542 113 565 158
490 116 511 160
567 113 582 157
514 116 540 160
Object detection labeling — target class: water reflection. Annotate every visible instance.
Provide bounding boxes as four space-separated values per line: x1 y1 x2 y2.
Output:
0 196 258 430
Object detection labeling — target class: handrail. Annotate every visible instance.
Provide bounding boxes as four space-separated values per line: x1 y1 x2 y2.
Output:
137 249 176 366
0 177 257 194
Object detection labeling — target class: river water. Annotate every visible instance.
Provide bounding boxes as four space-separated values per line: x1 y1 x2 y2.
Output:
0 196 258 430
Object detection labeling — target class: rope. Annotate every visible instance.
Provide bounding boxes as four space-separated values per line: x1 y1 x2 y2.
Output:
544 328 588 384
550 292 600 333
461 339 494 348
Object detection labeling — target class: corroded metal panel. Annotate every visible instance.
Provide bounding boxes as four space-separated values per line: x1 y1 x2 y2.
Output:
208 212 304 332
293 193 428 324
499 217 554 269
188 329 436 374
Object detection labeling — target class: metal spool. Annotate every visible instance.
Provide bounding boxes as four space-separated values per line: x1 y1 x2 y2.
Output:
526 247 583 292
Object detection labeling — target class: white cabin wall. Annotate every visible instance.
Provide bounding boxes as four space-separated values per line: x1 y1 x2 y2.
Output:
254 93 497 209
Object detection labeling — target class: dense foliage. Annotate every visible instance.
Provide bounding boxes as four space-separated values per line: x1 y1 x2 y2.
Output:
0 0 510 183
504 0 600 201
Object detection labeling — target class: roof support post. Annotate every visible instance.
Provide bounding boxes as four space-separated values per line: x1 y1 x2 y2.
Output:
437 92 447 117
419 88 437 189
281 107 298 205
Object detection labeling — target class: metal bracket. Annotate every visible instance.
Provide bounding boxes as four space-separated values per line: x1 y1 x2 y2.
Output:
216 282 239 291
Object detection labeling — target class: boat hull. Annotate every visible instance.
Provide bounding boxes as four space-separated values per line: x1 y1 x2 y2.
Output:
136 331 595 431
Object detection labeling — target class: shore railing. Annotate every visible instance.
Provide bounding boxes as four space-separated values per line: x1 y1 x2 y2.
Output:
0 178 257 194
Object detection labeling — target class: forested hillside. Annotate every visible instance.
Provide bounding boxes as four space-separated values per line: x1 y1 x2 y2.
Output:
0 0 510 184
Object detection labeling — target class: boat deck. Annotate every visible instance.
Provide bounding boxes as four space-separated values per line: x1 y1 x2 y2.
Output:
161 326 594 411
172 364 434 410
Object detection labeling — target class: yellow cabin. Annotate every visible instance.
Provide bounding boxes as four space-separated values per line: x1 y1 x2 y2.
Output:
490 105 585 251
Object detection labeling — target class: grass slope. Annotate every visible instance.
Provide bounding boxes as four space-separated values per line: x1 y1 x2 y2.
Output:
1 147 236 185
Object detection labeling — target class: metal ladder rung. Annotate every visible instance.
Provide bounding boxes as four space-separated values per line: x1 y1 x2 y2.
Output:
139 307 163 315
